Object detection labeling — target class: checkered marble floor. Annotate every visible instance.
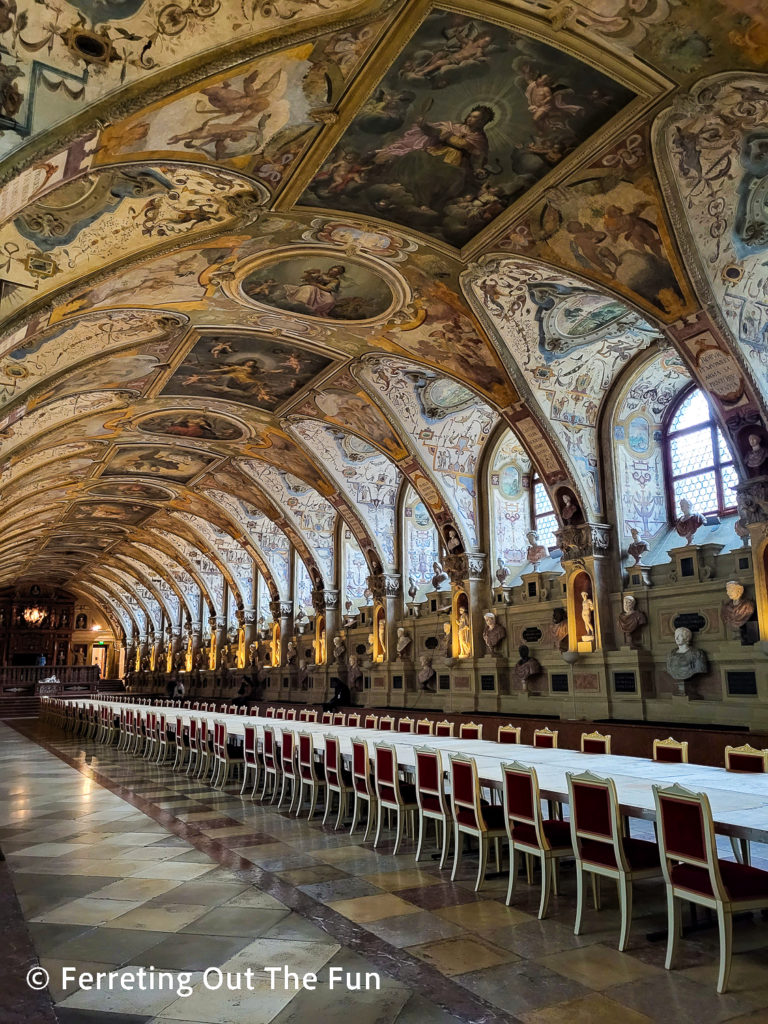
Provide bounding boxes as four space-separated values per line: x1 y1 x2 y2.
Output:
2 719 768 1024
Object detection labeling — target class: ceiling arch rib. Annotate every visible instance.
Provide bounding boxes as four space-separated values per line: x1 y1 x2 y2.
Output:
78 577 140 640
151 514 243 612
109 553 180 628
128 541 203 621
151 527 225 617
116 545 192 626
170 511 254 608
88 570 150 637
463 258 662 519
128 528 216 618
100 563 164 634
287 419 401 572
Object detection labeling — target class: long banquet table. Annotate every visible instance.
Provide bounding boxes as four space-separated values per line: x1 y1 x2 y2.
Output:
63 698 768 846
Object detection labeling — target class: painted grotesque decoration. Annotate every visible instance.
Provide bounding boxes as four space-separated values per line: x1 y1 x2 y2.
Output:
303 11 635 246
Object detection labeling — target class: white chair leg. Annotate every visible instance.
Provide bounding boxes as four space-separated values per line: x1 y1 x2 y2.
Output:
716 908 734 994
592 872 602 911
415 812 425 862
506 845 518 906
374 800 385 848
617 876 633 952
574 866 585 936
451 825 463 882
539 855 553 920
439 817 452 871
664 889 681 971
393 807 404 855
363 800 376 843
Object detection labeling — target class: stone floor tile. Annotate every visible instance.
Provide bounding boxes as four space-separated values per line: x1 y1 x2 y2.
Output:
327 892 423 923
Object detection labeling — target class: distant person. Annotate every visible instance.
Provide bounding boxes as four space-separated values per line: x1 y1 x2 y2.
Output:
173 679 185 699
323 677 350 712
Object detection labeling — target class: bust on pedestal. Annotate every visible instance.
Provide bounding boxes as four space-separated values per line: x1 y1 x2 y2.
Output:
482 611 506 656
396 627 413 660
417 654 436 692
721 580 755 634
666 626 707 695
526 530 548 567
618 593 647 648
675 498 706 546
513 644 541 691
627 528 649 566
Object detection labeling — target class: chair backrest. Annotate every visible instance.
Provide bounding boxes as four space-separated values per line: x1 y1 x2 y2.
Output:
653 736 689 763
175 716 184 744
502 761 555 851
567 769 626 872
415 746 448 819
725 743 768 773
324 734 344 790
533 727 558 749
351 737 372 797
244 724 258 763
460 722 482 740
346 713 361 728
397 717 414 734
299 710 309 721
192 701 200 710
378 715 395 732
321 711 332 724
250 706 260 717
416 718 433 736
275 708 286 720
581 730 611 754
449 755 487 832
188 717 198 746
237 706 247 715
304 709 318 722
286 708 297 721
281 730 295 776
498 724 521 744
266 707 276 718
263 726 277 769
374 743 405 807
228 704 237 714
298 732 317 781
435 720 454 737
332 712 345 727
653 782 726 901
364 714 378 730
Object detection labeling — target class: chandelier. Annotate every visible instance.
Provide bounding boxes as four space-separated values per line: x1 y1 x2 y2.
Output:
23 606 46 626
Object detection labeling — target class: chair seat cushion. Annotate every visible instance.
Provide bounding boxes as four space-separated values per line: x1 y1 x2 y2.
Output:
671 859 768 901
512 819 572 850
580 836 660 872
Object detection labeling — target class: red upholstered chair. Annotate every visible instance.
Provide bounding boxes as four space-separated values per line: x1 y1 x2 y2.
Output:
323 734 352 829
304 709 318 722
265 707 276 719
435 720 454 737
724 744 768 864
350 737 377 842
213 721 243 790
567 769 662 950
364 714 378 730
498 724 521 744
581 731 611 754
374 743 418 854
237 706 247 716
185 717 200 776
172 715 188 771
346 713 361 728
249 706 260 717
653 737 688 763
275 708 286 720
241 723 261 798
278 730 298 812
192 701 200 711
415 747 452 869
533 727 558 749
260 726 281 803
378 715 395 732
321 711 332 724
285 708 297 721
332 712 345 727
416 719 433 736
654 782 768 993
197 719 215 780
449 755 506 891
227 704 238 714
296 731 326 820
460 722 483 740
502 762 572 919
299 709 309 722
397 717 414 734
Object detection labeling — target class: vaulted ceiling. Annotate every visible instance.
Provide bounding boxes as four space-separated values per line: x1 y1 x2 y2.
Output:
1 0 766 630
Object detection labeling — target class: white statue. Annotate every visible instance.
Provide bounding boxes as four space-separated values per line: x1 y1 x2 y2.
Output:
332 635 346 663
581 591 594 637
457 609 471 658
396 626 412 659
667 626 707 682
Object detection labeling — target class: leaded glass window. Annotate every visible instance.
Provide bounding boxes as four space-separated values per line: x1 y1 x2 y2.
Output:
666 388 736 516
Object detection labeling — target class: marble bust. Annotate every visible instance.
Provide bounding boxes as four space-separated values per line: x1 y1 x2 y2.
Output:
513 644 541 689
348 654 363 691
666 626 707 681
745 432 768 472
286 639 297 665
618 593 647 647
627 528 649 565
561 492 578 523
551 608 569 650
495 556 510 586
407 576 418 600
332 635 346 663
396 626 412 659
418 654 436 692
675 498 705 546
445 526 463 554
526 529 548 566
721 580 755 631
439 621 452 657
482 611 506 655
431 561 450 591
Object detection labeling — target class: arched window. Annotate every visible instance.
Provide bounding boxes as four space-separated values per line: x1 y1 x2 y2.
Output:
665 388 737 517
531 473 558 548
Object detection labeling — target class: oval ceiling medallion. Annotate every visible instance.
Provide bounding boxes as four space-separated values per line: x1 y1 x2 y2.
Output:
228 247 406 324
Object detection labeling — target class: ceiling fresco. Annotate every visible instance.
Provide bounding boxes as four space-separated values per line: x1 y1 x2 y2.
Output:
0 0 766 615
